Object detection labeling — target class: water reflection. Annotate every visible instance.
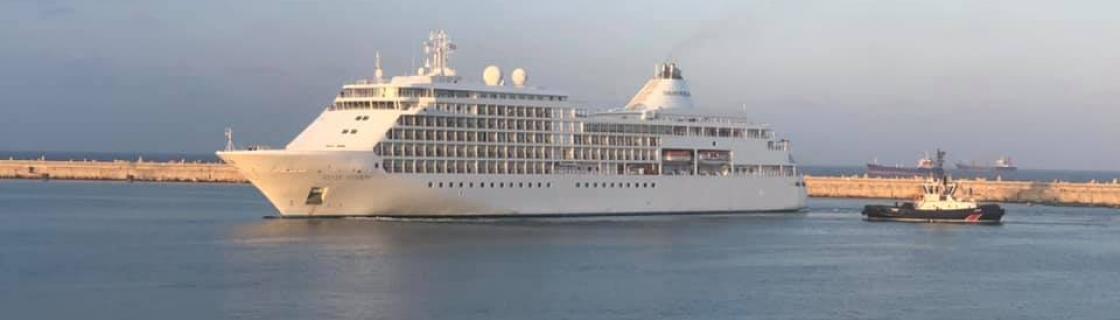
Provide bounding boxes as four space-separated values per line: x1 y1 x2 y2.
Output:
222 214 810 319
209 200 1120 319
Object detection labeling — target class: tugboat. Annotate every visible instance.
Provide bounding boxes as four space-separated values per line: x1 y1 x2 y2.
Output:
862 176 1004 224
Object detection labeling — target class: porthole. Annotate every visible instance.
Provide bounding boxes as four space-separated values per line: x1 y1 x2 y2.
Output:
341 129 350 134
438 182 443 188
350 129 358 134
459 182 464 188
428 182 433 188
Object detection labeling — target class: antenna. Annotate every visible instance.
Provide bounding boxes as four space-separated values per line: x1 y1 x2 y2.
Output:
374 51 384 83
412 48 421 75
224 127 235 151
420 30 454 76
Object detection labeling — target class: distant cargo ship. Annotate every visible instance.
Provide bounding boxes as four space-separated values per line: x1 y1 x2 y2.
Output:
956 156 1017 173
866 149 945 178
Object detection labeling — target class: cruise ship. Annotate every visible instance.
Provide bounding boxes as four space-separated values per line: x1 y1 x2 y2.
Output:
217 30 807 217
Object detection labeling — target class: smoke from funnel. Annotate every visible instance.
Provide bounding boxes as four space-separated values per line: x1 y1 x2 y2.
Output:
668 15 742 59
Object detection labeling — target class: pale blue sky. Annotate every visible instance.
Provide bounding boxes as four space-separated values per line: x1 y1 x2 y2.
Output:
2 0 1118 170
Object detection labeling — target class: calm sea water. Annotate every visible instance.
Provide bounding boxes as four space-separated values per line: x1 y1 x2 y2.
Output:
2 180 1119 319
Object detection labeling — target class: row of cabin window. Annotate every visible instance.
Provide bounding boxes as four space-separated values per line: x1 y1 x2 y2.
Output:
428 181 553 189
338 88 386 98
732 165 798 176
332 101 405 110
338 87 567 102
376 143 659 161
767 140 791 152
398 115 558 130
658 164 797 177
341 129 359 134
388 128 661 148
381 158 794 177
385 160 556 174
388 129 556 144
396 88 566 102
584 122 773 139
401 114 770 142
575 182 657 189
354 115 370 121
379 143 555 159
423 181 658 189
430 103 562 118
426 103 572 118
572 134 660 147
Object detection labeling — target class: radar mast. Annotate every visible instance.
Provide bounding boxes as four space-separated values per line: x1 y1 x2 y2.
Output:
420 30 457 77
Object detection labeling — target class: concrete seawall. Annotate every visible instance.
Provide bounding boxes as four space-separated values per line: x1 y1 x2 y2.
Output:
3 160 1119 208
805 176 1120 208
0 160 245 183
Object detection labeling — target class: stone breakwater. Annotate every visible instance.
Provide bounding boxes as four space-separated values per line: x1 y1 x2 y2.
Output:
0 159 245 183
805 176 1120 208
3 160 1119 208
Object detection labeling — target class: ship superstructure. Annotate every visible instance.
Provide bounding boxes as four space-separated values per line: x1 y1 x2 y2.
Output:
218 31 806 217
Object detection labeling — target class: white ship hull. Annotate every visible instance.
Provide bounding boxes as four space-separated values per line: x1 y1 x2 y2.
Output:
219 150 806 217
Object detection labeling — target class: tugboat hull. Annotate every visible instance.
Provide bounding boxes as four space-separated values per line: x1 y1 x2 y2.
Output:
862 204 1004 224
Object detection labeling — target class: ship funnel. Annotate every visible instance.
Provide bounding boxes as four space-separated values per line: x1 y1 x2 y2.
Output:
625 62 694 111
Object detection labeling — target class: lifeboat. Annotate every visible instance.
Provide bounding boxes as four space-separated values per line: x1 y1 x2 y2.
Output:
662 150 693 162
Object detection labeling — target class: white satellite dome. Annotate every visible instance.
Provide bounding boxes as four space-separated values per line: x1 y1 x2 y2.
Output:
511 68 528 88
483 65 503 86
